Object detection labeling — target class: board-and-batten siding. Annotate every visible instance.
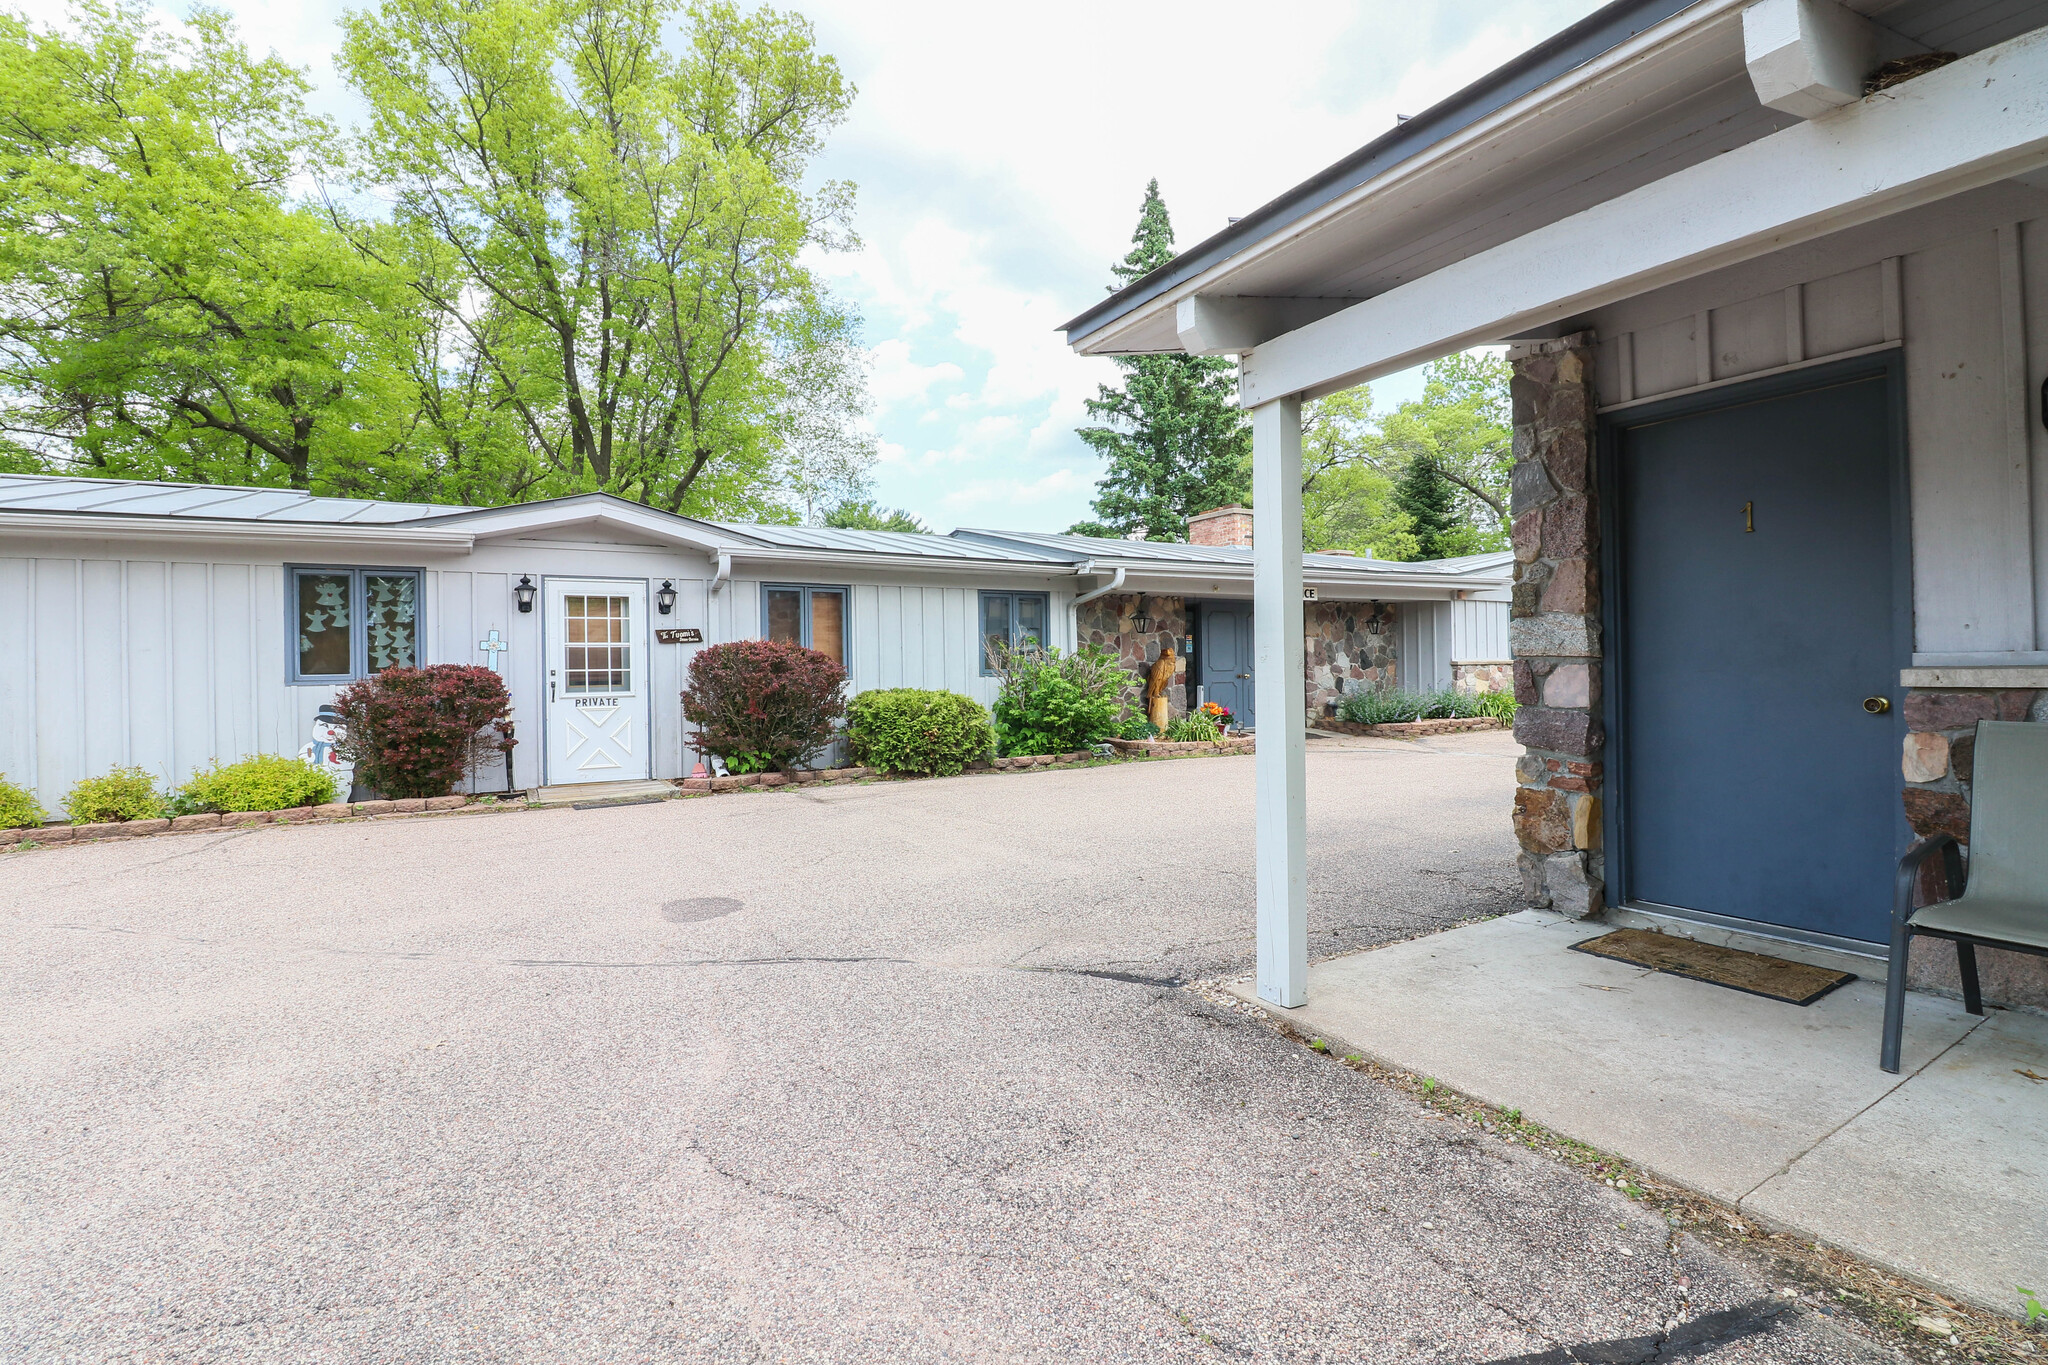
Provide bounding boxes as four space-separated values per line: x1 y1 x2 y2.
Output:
1450 597 1509 665
1587 181 2048 664
0 556 312 800
0 543 1075 805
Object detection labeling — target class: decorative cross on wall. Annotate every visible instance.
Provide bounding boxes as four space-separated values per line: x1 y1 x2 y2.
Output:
479 628 508 672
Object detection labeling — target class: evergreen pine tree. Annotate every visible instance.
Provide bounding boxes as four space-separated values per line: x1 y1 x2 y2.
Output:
1393 457 1460 559
1072 181 1250 540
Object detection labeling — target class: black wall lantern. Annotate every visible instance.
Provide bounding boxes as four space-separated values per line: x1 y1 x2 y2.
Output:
657 580 677 615
1132 596 1154 634
514 575 536 613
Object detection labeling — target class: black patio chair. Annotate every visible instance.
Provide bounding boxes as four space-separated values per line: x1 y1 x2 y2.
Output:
1881 720 2048 1072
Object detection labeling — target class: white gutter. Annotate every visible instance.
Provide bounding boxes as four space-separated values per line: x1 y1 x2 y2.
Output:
709 550 731 594
0 510 478 552
1070 562 1128 609
1068 563 1127 650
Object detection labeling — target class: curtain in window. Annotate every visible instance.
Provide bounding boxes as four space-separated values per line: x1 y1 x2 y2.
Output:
809 590 844 664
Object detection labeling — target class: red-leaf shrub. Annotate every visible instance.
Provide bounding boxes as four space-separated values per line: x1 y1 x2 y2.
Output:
681 640 847 772
332 664 513 799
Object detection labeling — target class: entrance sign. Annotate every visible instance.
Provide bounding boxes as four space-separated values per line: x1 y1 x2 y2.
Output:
543 578 651 785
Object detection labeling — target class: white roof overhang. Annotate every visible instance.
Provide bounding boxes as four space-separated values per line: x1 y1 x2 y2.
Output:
1240 23 2048 402
421 497 739 554
1069 0 1762 359
0 510 477 552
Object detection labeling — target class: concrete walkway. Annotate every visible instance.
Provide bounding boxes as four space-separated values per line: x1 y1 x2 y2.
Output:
1227 910 2048 1317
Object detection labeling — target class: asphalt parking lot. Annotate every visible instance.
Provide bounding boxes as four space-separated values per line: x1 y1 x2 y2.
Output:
1 734 1890 1362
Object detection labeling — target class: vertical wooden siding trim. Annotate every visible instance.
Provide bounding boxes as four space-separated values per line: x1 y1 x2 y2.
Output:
1881 255 1904 342
1693 311 1712 387
1997 221 2039 646
1784 284 1805 364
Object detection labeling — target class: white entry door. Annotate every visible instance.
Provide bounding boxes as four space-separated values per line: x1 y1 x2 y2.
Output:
544 578 651 785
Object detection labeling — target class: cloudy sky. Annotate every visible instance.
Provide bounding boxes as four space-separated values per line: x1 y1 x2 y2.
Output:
32 0 1605 530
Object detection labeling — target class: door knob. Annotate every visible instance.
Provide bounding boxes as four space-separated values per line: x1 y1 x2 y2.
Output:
1238 673 1251 679
1862 696 1890 714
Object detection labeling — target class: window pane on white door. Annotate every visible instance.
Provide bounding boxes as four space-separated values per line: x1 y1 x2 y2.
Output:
297 572 352 677
565 595 631 692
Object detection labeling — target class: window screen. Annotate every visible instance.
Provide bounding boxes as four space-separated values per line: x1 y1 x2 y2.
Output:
978 591 1050 674
762 585 847 665
291 567 422 682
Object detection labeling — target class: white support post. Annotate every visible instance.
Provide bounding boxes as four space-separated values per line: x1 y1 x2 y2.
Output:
1252 395 1308 1008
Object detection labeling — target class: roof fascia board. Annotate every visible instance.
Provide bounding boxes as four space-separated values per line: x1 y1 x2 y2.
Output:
450 500 738 552
727 547 1075 575
0 510 477 551
1241 25 2048 405
1064 0 1734 351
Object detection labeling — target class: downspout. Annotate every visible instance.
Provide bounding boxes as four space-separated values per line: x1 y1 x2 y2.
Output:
1068 561 1126 648
709 550 731 594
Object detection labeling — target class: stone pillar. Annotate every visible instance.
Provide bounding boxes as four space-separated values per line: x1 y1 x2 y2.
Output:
1506 332 1605 917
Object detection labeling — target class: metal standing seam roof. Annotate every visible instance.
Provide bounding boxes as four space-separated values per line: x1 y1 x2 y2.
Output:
952 528 1513 578
1058 0 1697 346
0 474 1512 580
0 473 473 523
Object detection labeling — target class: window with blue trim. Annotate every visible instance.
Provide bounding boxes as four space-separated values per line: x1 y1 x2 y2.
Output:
763 584 847 665
979 591 1048 674
290 566 422 683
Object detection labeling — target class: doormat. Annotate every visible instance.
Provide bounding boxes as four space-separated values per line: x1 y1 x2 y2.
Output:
1570 928 1856 1005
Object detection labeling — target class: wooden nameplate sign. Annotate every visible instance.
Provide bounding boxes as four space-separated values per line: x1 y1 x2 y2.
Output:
655 628 702 644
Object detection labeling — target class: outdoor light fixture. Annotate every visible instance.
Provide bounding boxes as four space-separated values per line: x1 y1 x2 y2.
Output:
1366 600 1384 634
1132 596 1153 633
515 575 536 613
657 580 677 615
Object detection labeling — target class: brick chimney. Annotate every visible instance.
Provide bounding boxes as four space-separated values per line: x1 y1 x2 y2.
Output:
1187 504 1253 547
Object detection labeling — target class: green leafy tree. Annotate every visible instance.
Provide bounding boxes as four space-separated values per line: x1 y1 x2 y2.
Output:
1374 351 1511 537
1300 388 1416 559
824 499 925 533
1076 181 1249 540
0 4 417 491
339 0 870 516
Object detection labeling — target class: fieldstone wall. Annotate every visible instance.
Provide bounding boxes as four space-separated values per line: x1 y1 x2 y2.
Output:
1453 662 1513 694
1506 332 1605 918
1307 600 1398 717
1078 594 1191 720
1899 685 2048 1010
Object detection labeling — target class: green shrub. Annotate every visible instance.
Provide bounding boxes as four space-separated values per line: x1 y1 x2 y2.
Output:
1475 688 1519 722
0 774 45 829
181 755 339 812
846 689 994 776
988 643 1138 757
62 766 168 823
1163 713 1223 742
1116 716 1160 741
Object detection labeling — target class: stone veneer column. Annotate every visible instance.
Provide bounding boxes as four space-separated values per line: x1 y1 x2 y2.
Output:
1505 332 1605 917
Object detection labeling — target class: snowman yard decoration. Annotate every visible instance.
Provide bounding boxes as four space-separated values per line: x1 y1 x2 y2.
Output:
299 704 356 801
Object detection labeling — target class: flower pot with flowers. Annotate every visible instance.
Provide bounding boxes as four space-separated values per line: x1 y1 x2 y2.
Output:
1199 701 1235 733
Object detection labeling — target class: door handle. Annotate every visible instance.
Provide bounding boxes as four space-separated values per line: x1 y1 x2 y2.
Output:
1237 673 1251 679
1862 696 1890 714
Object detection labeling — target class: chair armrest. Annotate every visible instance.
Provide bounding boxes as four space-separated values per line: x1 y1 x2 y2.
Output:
1893 833 1964 930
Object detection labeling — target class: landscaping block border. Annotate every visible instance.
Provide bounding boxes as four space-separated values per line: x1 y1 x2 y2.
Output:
1316 717 1506 739
2 793 484 850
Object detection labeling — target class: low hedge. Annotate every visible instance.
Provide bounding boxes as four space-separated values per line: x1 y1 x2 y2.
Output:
846 689 994 776
0 773 45 829
182 755 339 813
62 766 168 823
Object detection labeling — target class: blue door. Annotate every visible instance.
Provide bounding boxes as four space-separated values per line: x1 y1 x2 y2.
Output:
1199 601 1255 728
1613 370 1905 944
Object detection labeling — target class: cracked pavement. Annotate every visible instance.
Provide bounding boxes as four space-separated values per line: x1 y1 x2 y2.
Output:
1 734 1891 1362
